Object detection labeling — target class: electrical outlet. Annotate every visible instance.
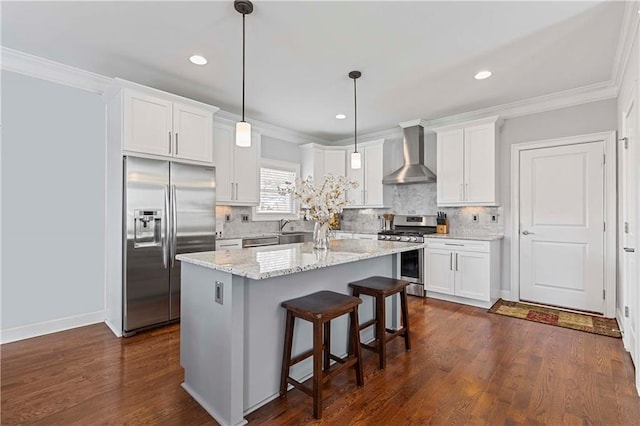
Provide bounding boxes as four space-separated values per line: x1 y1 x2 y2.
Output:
225 214 231 222
241 214 249 223
472 214 479 223
490 214 498 223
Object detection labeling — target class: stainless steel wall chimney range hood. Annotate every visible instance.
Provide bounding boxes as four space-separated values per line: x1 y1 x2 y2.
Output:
382 122 437 185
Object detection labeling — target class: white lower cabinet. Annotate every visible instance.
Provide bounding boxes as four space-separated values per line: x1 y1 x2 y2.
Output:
425 238 501 308
215 239 243 250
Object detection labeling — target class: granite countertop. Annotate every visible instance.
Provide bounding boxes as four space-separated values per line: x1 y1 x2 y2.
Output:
177 239 423 280
425 233 503 241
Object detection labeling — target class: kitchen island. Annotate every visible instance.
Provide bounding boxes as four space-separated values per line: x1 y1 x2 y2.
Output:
176 239 422 426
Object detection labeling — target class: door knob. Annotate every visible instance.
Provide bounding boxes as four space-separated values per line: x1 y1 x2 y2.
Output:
522 230 534 235
624 247 635 253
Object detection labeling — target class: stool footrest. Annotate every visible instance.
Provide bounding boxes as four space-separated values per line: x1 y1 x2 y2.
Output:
285 353 358 395
322 355 359 383
287 378 313 397
290 347 317 366
358 318 377 331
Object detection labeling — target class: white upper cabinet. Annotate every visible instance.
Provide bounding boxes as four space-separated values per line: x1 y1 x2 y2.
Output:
123 91 173 156
300 144 346 182
213 121 260 206
324 149 347 177
114 80 218 164
434 116 499 206
172 102 213 162
346 140 389 208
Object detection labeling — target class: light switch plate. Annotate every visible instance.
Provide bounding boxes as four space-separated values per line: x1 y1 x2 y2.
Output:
490 214 498 223
225 214 231 222
241 214 249 223
472 214 479 223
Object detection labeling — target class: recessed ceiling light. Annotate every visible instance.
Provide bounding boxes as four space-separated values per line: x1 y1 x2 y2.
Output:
189 55 208 65
474 70 492 80
336 114 346 120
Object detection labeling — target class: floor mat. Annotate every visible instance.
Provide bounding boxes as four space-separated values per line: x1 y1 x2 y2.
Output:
489 299 621 338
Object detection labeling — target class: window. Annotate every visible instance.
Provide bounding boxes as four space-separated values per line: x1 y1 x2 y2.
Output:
252 159 300 221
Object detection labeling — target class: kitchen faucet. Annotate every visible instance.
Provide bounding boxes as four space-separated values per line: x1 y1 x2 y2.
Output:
279 219 291 232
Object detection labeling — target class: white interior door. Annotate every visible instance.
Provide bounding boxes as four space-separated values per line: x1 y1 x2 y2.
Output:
519 141 605 313
621 96 637 364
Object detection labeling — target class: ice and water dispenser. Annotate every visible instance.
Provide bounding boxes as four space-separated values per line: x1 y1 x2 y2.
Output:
133 209 163 248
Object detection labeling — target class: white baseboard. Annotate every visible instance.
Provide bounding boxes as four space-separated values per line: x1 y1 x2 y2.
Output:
104 318 123 338
617 308 629 351
182 382 248 426
0 310 106 344
500 290 513 301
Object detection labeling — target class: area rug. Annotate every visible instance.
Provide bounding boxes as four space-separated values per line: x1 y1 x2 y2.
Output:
488 299 621 338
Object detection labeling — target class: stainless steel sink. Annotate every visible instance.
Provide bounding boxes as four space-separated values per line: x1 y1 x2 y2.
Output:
277 232 312 244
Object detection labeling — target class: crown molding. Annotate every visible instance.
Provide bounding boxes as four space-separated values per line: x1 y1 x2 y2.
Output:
1 47 329 146
1 46 112 94
398 118 429 129
213 110 329 146
331 126 403 146
612 1 640 90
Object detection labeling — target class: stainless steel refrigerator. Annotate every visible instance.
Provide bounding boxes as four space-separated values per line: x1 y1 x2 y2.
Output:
123 156 215 334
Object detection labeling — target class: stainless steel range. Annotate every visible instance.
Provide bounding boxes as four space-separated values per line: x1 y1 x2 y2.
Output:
378 215 437 297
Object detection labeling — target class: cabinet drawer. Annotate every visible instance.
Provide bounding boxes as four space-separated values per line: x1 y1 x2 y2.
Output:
425 238 489 253
215 239 243 250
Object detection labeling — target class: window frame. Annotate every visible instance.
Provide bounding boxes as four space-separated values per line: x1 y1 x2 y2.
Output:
252 158 301 222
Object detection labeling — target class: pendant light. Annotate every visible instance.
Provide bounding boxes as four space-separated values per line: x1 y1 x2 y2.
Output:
349 70 362 169
235 0 253 147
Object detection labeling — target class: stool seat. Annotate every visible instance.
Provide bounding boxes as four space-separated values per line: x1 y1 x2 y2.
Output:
281 290 362 321
280 290 364 419
349 276 411 370
349 276 411 296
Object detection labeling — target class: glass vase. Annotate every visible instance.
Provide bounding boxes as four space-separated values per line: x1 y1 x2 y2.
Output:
313 221 331 250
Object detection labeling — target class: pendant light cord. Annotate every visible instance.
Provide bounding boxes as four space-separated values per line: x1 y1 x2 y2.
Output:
353 76 357 153
242 12 246 122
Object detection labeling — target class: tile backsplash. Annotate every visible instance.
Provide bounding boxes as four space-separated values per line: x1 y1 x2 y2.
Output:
217 182 504 237
215 206 313 238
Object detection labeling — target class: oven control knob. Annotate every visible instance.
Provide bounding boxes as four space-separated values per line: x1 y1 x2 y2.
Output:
387 236 392 240
409 237 417 242
394 236 401 241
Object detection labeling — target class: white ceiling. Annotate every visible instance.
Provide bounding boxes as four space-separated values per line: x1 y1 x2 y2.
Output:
1 1 625 141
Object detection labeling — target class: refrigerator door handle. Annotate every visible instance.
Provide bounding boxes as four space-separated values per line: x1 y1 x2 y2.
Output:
171 185 178 267
163 185 169 268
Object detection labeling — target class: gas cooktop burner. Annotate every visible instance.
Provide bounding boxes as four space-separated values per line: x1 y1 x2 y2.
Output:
377 214 438 243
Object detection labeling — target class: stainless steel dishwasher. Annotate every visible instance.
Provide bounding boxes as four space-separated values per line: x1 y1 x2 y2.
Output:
242 236 280 248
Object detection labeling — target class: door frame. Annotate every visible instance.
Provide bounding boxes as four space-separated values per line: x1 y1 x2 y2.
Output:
619 88 636 351
510 131 617 317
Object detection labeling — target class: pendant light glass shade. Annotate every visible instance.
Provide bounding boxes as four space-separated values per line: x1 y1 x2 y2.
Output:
235 121 252 147
350 151 362 169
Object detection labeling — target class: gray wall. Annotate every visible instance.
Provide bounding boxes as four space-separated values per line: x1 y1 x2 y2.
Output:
260 134 301 163
499 98 618 292
1 71 106 330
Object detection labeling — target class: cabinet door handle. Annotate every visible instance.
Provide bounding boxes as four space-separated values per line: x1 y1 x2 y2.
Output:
235 183 239 200
450 252 454 270
455 253 459 271
168 132 172 154
175 133 179 155
231 183 234 200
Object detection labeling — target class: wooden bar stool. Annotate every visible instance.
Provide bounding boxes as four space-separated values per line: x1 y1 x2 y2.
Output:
280 290 364 419
349 276 411 370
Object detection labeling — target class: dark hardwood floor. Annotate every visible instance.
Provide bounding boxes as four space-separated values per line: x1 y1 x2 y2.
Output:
2 297 638 425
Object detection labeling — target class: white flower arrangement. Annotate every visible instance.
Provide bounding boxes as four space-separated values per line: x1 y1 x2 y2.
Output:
284 173 359 223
